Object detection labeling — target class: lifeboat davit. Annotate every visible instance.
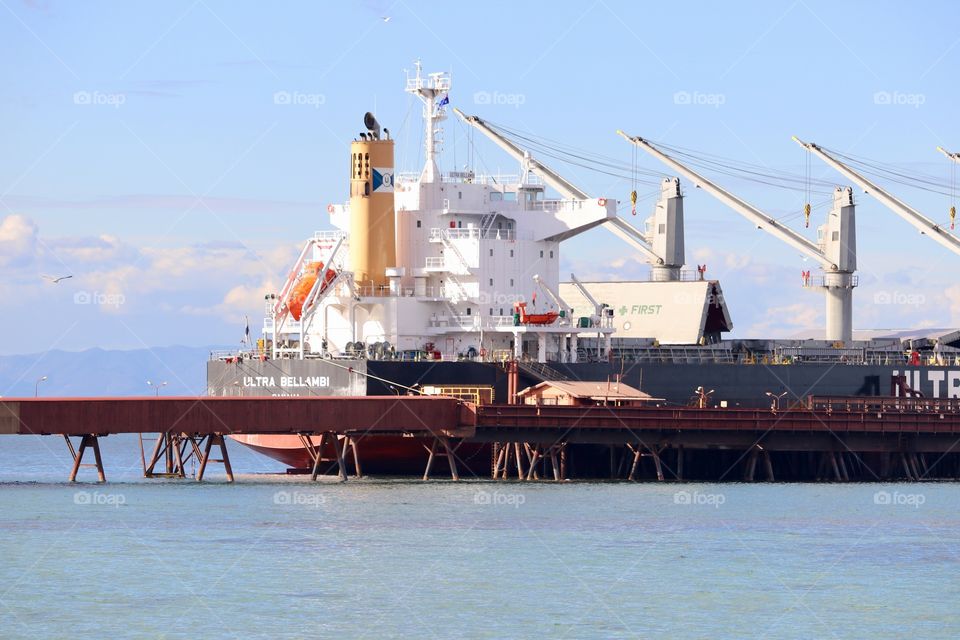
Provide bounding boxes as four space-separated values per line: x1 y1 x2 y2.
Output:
514 301 559 326
288 261 337 320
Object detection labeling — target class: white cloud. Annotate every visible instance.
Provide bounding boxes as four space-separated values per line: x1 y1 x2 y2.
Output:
0 214 38 267
0 214 297 331
744 302 824 337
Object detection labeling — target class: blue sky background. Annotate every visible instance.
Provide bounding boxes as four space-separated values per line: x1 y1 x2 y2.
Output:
2 0 959 355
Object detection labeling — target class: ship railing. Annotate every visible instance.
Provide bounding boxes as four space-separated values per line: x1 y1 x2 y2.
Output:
313 230 346 243
328 284 447 299
355 284 393 297
209 349 262 361
395 171 536 187
429 314 482 330
528 199 585 213
590 344 739 364
405 74 450 93
429 227 521 242
775 347 865 363
801 275 860 289
488 315 518 328
427 315 572 330
645 269 705 282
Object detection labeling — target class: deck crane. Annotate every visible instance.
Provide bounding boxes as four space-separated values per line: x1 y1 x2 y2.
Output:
938 146 960 164
568 273 609 359
795 137 960 256
569 273 604 319
620 131 857 343
453 109 686 281
532 274 573 318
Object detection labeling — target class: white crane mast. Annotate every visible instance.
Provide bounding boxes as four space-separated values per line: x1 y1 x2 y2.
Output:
454 109 686 280
621 131 857 343
795 137 960 257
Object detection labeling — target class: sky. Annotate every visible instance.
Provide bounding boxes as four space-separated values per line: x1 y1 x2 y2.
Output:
2 0 959 355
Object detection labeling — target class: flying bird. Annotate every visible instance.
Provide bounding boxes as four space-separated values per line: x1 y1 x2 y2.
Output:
41 274 73 284
381 16 391 22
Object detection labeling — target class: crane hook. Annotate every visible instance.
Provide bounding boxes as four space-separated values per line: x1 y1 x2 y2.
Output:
630 190 637 215
804 203 811 228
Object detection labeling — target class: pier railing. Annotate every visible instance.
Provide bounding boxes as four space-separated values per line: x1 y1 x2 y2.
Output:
808 395 960 414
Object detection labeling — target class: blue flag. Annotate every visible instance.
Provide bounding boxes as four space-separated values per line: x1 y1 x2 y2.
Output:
438 94 449 108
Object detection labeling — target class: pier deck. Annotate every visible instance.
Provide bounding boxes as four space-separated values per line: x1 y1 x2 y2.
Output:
2 395 960 482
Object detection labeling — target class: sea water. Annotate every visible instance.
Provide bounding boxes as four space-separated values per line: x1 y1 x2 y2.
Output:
0 434 957 638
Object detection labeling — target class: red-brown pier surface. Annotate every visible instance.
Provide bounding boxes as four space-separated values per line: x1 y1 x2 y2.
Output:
0 396 473 482
0 396 473 437
3 395 960 482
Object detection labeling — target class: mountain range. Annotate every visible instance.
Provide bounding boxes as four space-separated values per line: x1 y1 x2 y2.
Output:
0 346 234 397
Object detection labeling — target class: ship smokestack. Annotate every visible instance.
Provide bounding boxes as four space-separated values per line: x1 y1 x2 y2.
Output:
350 112 395 289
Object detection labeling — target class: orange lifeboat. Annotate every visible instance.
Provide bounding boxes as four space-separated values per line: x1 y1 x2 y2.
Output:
513 301 559 326
288 261 337 320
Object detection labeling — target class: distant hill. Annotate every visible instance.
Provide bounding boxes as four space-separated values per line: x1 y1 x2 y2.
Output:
0 346 234 397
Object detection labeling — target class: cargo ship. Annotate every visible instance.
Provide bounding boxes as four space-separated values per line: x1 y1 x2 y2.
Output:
208 62 960 473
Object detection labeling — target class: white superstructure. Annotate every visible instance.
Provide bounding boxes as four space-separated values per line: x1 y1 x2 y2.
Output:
264 64 619 363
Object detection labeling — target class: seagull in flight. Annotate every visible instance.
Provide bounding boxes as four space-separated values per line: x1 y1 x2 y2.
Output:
41 274 73 284
381 16 391 22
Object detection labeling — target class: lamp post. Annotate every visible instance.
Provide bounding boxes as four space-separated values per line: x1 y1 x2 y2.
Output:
694 386 715 409
765 391 789 412
147 380 167 397
35 376 47 397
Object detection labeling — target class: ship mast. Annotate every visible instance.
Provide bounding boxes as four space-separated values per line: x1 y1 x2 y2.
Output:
406 60 450 184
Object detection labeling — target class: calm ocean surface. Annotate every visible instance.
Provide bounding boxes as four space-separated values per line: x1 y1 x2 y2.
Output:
0 434 958 639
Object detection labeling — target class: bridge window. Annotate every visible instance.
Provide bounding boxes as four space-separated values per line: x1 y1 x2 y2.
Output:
417 220 421 228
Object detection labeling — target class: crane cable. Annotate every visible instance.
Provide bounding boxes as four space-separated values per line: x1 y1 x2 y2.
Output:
819 146 957 197
804 150 812 228
478 118 843 198
951 158 957 230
